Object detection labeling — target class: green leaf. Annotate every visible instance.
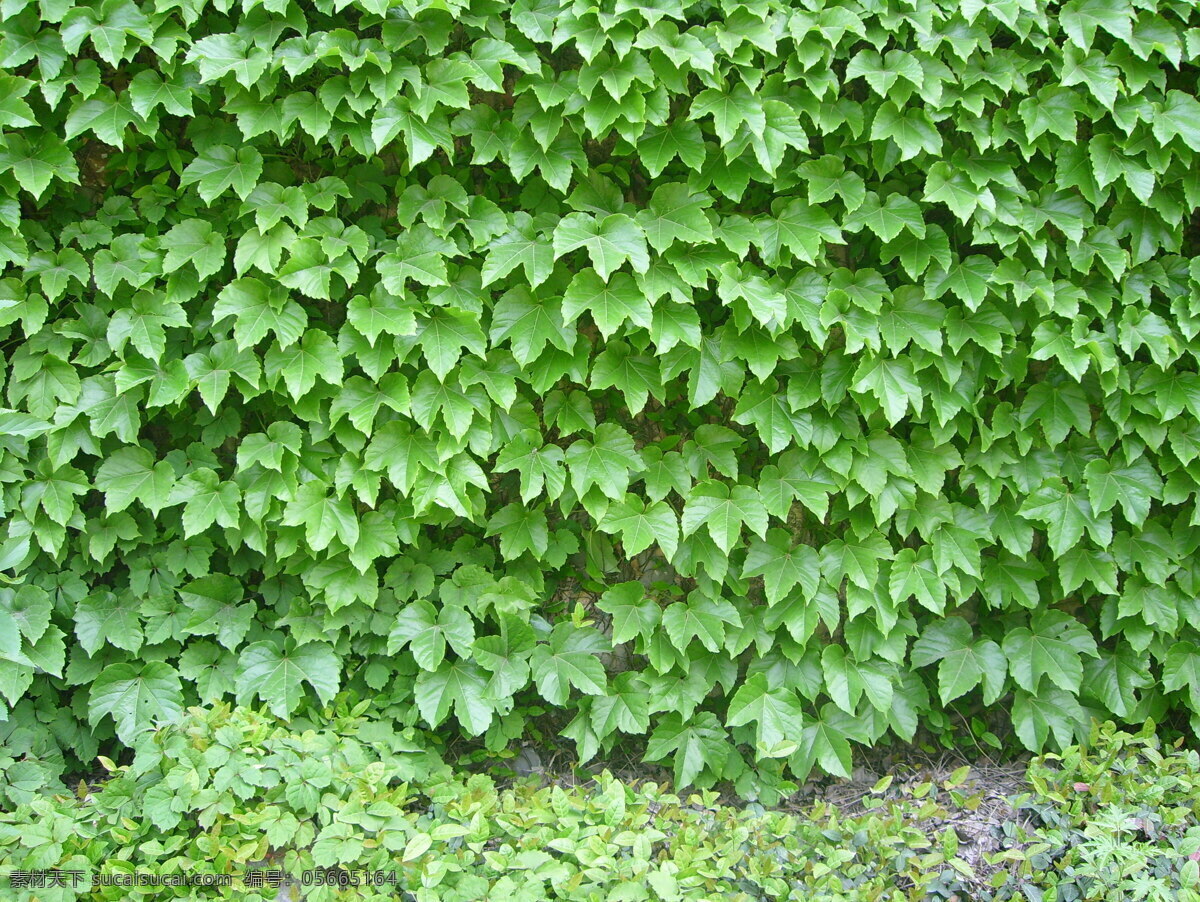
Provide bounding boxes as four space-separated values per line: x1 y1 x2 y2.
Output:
743 529 820 605
851 356 923 426
636 182 714 252
128 69 197 118
1083 645 1150 719
414 307 487 380
264 329 344 400
1164 641 1200 710
213 277 307 350
691 83 763 144
870 101 941 160
282 481 360 552
911 618 1006 705
553 213 649 280
597 495 679 559
596 582 661 644
161 219 226 280
1019 480 1102 557
414 659 493 736
924 255 992 310
180 145 263 202
645 712 730 787
0 586 51 645
507 131 584 192
565 423 645 500
236 640 340 719
481 212 556 287
759 198 842 265
923 162 983 223
472 615 534 698
186 33 270 86
94 446 175 514
0 134 80 198
726 672 804 754
562 270 653 339
490 287 574 365
843 193 925 243
486 503 549 560
379 224 457 290
878 287 944 354
1011 688 1085 751
846 48 923 96
0 409 52 438
661 594 741 653
276 240 351 300
790 704 855 780
388 600 476 671
530 623 609 705
1153 90 1200 152
1060 0 1133 53
637 119 707 177
62 89 137 145
75 591 142 655
1083 457 1161 527
1002 611 1098 694
591 672 650 736
681 481 769 555
179 575 254 651
88 662 183 744
888 547 946 614
749 99 809 174
495 436 566 504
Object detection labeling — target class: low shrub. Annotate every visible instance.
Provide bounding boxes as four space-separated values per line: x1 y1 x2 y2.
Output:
3 708 1199 901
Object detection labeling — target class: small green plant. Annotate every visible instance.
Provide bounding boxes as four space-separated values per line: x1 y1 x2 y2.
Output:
1000 722 1200 901
4 712 1200 901
0 703 993 901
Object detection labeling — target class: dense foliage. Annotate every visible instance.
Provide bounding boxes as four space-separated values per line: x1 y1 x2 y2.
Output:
3 0 1200 791
3 709 1200 901
1017 722 1200 902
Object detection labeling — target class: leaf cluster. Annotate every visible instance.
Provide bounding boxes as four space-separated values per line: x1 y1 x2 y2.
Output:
2 0 1200 787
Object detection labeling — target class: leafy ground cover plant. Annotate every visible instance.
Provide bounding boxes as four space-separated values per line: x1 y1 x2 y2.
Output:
3 0 1200 793
2 708 1199 901
997 721 1200 901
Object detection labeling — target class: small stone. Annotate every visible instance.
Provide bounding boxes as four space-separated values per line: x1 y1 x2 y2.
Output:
514 745 544 776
